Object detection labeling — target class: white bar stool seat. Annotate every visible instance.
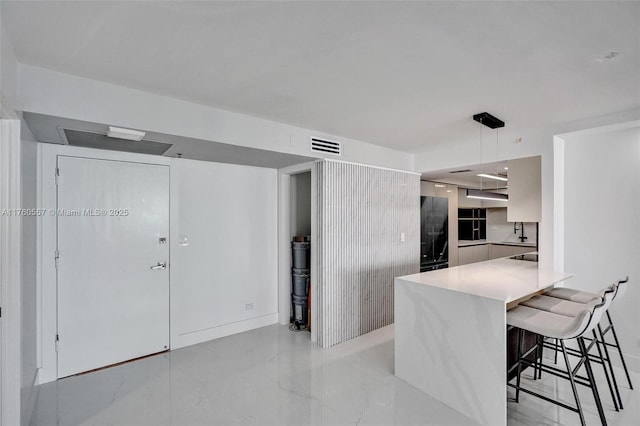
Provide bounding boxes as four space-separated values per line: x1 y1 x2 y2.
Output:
507 305 591 339
521 294 598 317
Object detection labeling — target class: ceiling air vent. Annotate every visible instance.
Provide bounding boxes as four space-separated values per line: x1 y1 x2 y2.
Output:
311 137 341 156
448 169 472 174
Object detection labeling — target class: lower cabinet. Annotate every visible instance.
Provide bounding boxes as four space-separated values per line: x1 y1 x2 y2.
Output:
490 244 513 259
458 244 490 265
511 245 533 256
459 244 536 265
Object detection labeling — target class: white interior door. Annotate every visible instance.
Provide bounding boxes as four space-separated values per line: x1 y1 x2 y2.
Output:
56 156 170 378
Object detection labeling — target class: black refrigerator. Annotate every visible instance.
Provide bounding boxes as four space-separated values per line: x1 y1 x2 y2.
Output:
420 196 449 272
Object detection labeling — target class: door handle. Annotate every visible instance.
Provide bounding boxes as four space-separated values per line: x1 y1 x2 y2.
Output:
150 261 167 270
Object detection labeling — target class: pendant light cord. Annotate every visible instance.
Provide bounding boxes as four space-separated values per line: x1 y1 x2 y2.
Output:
496 128 499 190
479 121 483 191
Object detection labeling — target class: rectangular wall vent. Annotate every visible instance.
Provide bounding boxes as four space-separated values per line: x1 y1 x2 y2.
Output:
311 137 342 156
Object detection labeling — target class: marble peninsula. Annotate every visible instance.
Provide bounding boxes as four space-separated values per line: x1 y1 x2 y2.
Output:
394 256 573 426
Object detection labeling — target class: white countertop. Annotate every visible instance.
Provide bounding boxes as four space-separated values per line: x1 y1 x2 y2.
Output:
396 257 573 303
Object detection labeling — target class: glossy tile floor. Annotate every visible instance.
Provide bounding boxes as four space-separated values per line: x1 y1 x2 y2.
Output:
31 324 639 426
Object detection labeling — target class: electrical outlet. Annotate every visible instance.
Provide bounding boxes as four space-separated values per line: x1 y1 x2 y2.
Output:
244 303 255 311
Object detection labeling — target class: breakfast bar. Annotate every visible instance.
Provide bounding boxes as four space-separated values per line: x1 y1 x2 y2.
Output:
394 256 573 426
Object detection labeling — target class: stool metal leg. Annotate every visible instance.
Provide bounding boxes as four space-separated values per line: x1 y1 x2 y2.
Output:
598 324 623 409
578 337 608 426
515 328 524 403
591 330 619 411
561 340 586 426
606 311 634 390
536 334 543 379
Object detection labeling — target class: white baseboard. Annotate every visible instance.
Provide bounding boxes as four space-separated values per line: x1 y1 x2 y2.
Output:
175 313 279 349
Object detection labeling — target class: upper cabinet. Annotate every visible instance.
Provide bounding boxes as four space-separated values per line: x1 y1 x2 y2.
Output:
507 156 541 222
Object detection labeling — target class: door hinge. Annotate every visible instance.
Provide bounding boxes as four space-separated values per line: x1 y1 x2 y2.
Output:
55 167 60 185
55 334 59 352
55 250 60 268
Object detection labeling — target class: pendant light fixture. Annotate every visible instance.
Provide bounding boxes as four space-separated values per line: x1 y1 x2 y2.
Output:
476 173 508 182
467 112 508 202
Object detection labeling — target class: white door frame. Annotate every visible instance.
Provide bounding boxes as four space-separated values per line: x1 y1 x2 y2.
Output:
0 119 22 426
37 144 172 384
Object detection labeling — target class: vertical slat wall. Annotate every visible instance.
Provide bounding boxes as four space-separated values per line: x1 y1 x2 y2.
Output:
315 160 420 348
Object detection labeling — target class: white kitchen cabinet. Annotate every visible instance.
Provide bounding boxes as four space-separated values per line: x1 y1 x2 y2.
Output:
458 246 475 265
458 244 490 265
488 244 535 259
507 156 541 222
473 244 490 263
490 244 513 259
511 245 534 256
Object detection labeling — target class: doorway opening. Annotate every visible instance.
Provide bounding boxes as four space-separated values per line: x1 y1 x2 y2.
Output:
288 171 311 333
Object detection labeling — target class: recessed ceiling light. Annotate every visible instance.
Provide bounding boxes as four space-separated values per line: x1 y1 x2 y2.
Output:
504 167 508 170
107 126 146 141
434 184 446 188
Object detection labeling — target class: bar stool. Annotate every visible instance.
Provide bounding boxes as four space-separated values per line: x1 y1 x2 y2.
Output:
544 277 633 407
521 285 620 411
507 289 614 426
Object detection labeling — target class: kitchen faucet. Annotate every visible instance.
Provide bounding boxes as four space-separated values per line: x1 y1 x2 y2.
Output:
514 222 527 243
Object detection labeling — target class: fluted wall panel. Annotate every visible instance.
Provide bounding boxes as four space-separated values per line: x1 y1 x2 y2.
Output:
314 160 420 348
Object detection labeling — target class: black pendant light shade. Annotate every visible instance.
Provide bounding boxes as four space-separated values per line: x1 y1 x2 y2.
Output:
473 112 505 129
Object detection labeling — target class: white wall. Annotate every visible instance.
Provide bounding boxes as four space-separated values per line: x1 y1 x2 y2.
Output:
0 28 38 424
0 24 19 117
486 208 537 245
0 119 22 426
290 172 311 238
172 158 278 348
561 123 640 371
37 144 279 383
18 64 414 171
20 122 38 425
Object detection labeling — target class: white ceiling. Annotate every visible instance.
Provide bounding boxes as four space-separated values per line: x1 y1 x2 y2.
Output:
2 1 639 153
